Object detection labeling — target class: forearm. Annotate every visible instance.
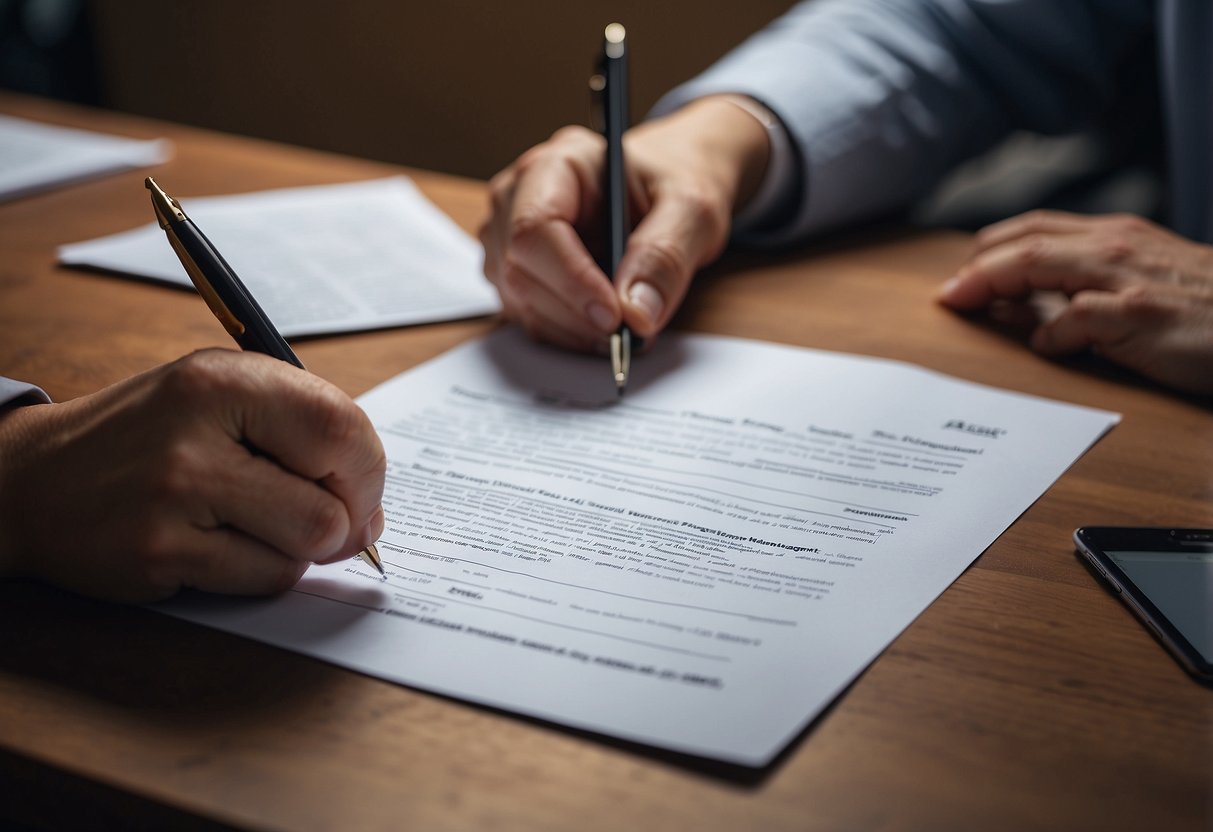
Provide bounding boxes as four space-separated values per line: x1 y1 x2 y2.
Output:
653 0 1153 243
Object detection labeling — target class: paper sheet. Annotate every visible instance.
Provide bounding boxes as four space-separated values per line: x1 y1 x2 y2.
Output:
160 330 1119 766
0 114 170 202
58 177 501 337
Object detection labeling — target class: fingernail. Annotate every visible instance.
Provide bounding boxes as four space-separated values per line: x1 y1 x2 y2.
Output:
586 302 615 332
628 282 664 327
937 276 962 299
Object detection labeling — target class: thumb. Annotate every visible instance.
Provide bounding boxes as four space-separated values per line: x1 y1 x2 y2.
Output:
615 188 729 339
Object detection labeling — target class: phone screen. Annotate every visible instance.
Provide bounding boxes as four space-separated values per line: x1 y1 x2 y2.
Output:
1104 549 1213 663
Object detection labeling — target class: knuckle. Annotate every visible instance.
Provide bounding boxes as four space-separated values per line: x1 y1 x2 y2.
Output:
637 237 691 283
165 350 234 402
1118 284 1162 315
311 388 364 451
1101 214 1154 253
1012 234 1050 269
486 168 512 197
513 128 601 181
153 439 204 503
549 124 597 147
486 170 515 214
507 207 549 247
513 143 555 178
297 494 347 558
977 210 1044 244
365 439 388 485
1095 236 1135 266
1106 241 1130 266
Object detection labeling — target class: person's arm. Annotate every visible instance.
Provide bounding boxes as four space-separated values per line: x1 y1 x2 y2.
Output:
480 97 770 350
480 0 1153 348
0 350 386 602
652 0 1153 243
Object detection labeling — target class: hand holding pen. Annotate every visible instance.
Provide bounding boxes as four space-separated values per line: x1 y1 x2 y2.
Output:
146 177 386 578
596 23 632 394
0 335 386 602
478 27 765 360
0 179 387 603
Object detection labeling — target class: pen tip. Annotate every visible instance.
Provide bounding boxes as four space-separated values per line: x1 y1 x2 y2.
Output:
360 542 385 577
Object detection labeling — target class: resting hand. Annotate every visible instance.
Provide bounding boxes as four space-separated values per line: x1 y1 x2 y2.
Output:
0 350 386 602
938 210 1213 394
479 96 770 350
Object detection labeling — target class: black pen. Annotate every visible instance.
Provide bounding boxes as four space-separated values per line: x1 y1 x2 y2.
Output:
144 176 385 577
598 23 631 396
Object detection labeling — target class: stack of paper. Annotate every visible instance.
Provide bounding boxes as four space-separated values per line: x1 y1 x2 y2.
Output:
58 177 501 336
0 114 170 201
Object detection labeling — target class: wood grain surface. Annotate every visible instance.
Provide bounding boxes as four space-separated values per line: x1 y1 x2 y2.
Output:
0 92 1209 832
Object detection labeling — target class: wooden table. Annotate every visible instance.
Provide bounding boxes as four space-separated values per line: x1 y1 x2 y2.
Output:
0 92 1209 832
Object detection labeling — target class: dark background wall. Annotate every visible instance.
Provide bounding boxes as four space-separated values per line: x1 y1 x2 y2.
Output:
0 0 101 106
0 0 1159 225
81 1 796 181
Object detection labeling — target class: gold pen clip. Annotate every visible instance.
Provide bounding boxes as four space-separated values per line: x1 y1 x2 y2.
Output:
146 177 246 339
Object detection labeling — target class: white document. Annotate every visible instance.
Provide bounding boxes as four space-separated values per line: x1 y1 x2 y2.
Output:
0 114 170 202
58 177 501 337
161 330 1119 766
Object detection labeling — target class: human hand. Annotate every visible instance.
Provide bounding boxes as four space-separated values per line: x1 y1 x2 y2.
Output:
479 96 771 350
0 350 386 602
938 210 1213 395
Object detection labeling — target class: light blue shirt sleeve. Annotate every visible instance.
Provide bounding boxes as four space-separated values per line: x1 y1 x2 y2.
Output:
0 377 51 409
652 0 1154 245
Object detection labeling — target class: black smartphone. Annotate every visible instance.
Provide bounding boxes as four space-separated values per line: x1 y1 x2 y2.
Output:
1073 527 1213 684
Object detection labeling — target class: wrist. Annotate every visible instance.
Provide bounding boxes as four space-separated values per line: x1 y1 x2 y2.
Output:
631 95 771 216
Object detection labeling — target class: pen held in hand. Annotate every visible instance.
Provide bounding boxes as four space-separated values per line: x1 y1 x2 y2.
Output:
598 23 632 396
144 176 385 578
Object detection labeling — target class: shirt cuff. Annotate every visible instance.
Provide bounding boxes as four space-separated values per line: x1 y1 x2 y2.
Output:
649 91 801 241
711 95 799 233
0 378 52 411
